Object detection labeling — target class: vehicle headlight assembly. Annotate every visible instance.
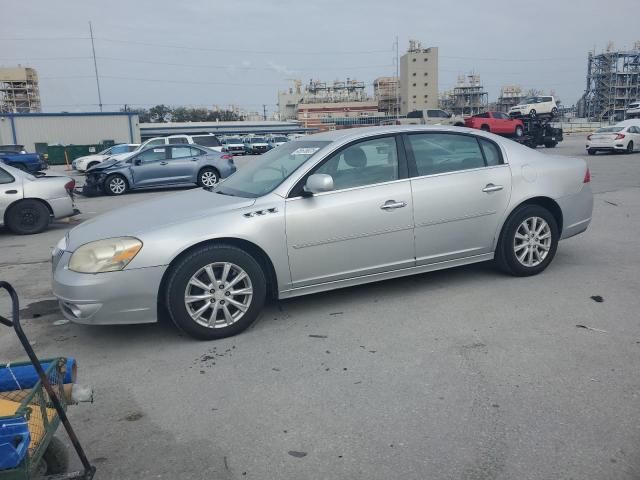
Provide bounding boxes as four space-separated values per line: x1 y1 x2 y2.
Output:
69 237 142 273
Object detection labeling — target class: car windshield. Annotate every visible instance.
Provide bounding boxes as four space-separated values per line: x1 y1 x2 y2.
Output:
215 140 330 198
272 137 288 142
251 137 266 143
227 138 243 144
596 127 623 133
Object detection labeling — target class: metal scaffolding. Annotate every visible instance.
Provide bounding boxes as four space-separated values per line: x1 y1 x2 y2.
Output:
584 43 640 120
496 85 523 113
0 67 41 113
441 74 488 116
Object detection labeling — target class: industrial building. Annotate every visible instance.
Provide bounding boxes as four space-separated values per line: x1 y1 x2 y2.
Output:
399 41 438 115
583 42 640 120
496 85 523 113
373 76 400 115
0 66 41 113
439 74 488 116
0 112 139 152
277 78 381 131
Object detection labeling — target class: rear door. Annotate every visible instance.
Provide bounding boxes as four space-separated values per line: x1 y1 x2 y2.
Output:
129 147 169 187
165 146 202 184
405 132 512 265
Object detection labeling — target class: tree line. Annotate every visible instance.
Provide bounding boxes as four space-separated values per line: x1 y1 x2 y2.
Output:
121 105 245 123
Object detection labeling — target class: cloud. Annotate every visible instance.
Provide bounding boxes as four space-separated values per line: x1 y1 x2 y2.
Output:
266 60 293 77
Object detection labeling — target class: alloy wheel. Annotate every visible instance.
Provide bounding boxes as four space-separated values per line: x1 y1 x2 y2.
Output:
513 216 552 267
184 262 253 328
201 170 218 187
109 177 126 194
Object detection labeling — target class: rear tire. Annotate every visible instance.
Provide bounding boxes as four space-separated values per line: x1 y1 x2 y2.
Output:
197 167 219 188
5 199 50 235
551 107 558 117
544 142 557 148
627 141 634 154
587 149 596 156
165 244 267 340
105 174 128 196
495 204 559 277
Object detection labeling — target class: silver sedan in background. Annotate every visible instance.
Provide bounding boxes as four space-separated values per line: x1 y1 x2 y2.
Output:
52 126 593 340
0 163 76 234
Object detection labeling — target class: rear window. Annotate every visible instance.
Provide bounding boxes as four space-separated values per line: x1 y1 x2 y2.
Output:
193 135 221 147
596 127 623 133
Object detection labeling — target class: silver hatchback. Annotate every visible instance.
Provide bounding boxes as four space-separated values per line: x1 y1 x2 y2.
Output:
53 126 593 339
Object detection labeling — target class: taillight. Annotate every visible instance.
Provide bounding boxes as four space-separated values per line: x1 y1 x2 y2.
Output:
587 134 592 140
583 168 591 183
221 154 233 160
64 179 76 191
615 134 625 140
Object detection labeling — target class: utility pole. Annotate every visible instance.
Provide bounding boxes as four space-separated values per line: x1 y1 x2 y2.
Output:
89 21 103 112
263 104 267 120
395 36 400 119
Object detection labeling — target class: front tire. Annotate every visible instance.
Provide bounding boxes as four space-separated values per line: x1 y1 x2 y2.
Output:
197 167 219 188
5 199 50 235
514 125 524 137
587 149 596 156
105 174 128 196
165 244 267 340
495 205 559 277
529 109 537 118
480 125 490 132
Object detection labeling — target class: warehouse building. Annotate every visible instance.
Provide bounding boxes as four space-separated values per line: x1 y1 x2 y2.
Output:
0 112 140 152
400 41 438 115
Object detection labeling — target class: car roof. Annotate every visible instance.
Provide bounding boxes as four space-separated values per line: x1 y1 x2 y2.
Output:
302 125 483 142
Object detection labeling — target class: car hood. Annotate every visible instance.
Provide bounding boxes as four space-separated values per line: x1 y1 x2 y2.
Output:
87 158 128 172
75 154 106 163
65 188 256 250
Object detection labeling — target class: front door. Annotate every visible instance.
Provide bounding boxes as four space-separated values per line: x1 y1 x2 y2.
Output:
130 147 169 187
285 136 415 288
405 132 512 265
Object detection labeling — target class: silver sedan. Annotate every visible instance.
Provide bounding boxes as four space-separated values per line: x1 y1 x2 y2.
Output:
52 126 593 339
0 164 76 235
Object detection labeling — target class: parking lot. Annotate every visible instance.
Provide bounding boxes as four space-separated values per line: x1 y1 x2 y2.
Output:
1 134 640 479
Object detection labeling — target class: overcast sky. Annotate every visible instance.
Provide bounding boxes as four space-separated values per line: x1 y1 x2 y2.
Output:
2 0 639 115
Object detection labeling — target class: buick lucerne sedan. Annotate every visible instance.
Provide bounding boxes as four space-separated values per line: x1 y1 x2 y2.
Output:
52 126 593 340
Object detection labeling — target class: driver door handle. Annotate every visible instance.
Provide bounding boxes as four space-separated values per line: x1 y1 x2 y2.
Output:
482 183 503 193
160 161 168 165
380 200 407 210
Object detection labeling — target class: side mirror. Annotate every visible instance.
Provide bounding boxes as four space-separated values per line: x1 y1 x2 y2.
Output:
303 174 334 195
134 158 142 166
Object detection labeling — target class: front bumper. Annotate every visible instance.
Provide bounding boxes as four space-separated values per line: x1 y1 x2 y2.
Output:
52 251 166 325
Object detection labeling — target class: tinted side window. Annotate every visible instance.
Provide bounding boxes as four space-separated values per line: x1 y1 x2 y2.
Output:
190 147 204 156
479 139 503 166
169 137 188 144
193 136 221 147
542 97 553 102
313 137 399 191
0 167 15 184
137 148 166 163
477 112 490 118
407 133 485 176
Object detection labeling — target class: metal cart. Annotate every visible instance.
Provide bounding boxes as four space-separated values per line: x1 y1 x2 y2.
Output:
0 281 95 480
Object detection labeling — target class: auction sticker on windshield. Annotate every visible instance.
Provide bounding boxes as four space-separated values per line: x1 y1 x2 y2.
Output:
291 147 320 155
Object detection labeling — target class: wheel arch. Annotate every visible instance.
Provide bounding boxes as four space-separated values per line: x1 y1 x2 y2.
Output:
4 197 53 225
496 196 564 248
158 237 279 308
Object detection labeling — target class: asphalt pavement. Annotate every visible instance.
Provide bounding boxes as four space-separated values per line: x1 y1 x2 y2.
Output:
1 134 639 479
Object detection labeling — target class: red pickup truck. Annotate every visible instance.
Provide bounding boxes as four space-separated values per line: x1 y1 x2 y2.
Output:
464 111 524 137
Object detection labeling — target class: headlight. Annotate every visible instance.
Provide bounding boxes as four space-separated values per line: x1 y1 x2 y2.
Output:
69 237 142 273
